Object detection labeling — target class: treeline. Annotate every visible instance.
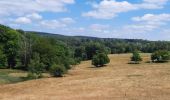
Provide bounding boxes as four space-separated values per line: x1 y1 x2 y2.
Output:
1 24 170 77
0 24 77 78
37 32 170 54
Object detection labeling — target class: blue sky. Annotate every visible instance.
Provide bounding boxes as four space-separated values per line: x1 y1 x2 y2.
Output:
0 0 170 40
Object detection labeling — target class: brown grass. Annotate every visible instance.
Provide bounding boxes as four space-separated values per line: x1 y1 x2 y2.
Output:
1 53 170 100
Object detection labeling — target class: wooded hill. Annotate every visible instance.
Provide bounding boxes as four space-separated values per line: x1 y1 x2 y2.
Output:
33 30 170 54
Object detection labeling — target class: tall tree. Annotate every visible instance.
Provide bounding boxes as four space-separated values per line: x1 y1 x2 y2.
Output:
0 26 20 68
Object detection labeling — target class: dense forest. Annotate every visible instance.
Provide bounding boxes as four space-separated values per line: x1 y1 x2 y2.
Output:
1 24 170 77
36 32 170 54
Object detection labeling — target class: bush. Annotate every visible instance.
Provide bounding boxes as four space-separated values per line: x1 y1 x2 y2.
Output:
151 50 170 63
92 53 110 67
27 72 39 79
28 53 45 78
50 64 67 77
131 51 142 64
74 57 81 64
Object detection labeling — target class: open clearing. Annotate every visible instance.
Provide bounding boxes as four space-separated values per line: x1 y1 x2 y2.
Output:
1 54 170 100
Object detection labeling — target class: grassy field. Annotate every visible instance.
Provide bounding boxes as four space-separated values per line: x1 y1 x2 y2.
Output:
0 69 27 84
1 53 170 100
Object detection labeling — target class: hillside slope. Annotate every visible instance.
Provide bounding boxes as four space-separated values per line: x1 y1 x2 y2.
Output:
1 54 170 100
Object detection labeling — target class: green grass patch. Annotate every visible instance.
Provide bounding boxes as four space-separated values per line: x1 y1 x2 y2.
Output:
0 69 28 84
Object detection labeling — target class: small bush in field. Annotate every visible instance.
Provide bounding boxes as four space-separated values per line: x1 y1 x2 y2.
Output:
50 64 67 77
92 53 110 67
131 51 142 64
151 50 170 63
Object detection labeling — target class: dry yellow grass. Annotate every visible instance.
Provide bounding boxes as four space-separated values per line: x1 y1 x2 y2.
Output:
1 53 170 100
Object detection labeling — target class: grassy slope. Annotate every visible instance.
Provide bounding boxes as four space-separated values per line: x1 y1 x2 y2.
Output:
1 54 170 100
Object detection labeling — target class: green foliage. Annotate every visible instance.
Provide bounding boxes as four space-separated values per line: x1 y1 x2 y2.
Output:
50 64 66 77
85 42 106 60
74 58 81 64
0 26 20 68
0 49 7 68
17 30 36 69
28 53 45 78
2 24 170 79
151 50 170 63
74 42 109 61
92 53 110 67
74 47 86 60
131 51 142 64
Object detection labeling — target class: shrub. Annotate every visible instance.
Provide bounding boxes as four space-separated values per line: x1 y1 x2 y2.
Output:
28 53 45 78
27 72 38 79
92 53 110 67
131 51 142 64
74 57 81 64
151 50 170 63
50 64 66 77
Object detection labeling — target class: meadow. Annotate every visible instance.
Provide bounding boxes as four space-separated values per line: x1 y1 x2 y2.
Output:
0 53 170 100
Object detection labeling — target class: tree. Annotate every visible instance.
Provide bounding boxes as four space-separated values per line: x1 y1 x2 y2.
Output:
17 30 27 68
131 51 142 64
17 30 34 69
74 47 86 60
85 42 106 60
50 64 66 77
3 30 20 68
28 53 45 78
151 50 170 63
0 49 7 68
92 53 110 67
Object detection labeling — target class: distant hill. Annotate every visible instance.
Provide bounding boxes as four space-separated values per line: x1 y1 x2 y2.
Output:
28 31 149 42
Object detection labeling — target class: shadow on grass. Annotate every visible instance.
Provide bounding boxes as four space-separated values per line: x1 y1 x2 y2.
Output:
127 74 143 77
88 65 107 68
145 61 169 64
127 62 141 64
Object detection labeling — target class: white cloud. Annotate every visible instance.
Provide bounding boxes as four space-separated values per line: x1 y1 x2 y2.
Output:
0 0 75 17
26 13 42 20
132 13 170 22
12 13 42 25
137 0 169 9
15 17 31 24
60 17 76 24
124 13 170 33
143 0 168 4
89 24 110 32
40 18 75 29
83 0 169 19
40 20 65 29
83 0 137 19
